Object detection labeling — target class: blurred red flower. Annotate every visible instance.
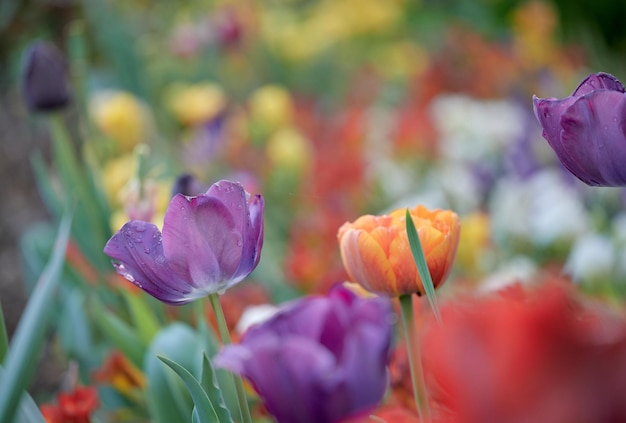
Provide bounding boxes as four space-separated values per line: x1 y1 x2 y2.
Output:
40 386 99 423
420 282 626 423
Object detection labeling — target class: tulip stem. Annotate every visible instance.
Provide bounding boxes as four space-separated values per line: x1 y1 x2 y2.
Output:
399 294 430 423
208 292 252 423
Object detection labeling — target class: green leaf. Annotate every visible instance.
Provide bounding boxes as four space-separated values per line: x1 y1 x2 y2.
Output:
48 115 111 270
122 290 160 345
0 212 73 423
405 209 441 322
158 355 219 423
0 366 46 423
145 323 203 423
199 353 233 423
89 297 145 365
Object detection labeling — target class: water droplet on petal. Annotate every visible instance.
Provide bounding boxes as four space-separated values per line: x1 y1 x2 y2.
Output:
144 248 151 254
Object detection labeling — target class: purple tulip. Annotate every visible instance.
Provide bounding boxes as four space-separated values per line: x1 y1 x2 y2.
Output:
22 41 71 112
214 285 394 423
533 72 626 186
104 180 264 305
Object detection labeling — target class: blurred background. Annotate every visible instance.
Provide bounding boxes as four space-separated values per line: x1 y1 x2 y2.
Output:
2 0 626 398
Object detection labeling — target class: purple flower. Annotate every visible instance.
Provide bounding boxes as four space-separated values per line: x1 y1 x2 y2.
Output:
22 41 71 112
533 72 626 186
104 180 264 305
214 285 394 423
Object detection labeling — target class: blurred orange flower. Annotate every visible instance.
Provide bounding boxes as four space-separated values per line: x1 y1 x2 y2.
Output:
93 350 145 397
338 206 460 296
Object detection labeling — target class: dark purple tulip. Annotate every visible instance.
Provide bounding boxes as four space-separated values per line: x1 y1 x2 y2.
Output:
104 180 264 305
22 41 71 112
533 72 626 186
214 285 394 423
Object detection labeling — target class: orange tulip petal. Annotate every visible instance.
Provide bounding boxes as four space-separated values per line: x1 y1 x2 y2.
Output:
340 229 397 295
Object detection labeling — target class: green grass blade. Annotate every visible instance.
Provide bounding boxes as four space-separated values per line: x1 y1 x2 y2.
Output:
89 298 145 366
158 355 220 423
0 212 73 423
405 209 441 323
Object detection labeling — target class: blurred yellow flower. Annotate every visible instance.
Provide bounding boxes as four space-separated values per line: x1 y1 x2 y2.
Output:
90 91 151 152
511 1 558 69
338 206 460 297
248 84 293 132
102 154 137 208
265 127 312 171
166 82 227 126
456 212 491 275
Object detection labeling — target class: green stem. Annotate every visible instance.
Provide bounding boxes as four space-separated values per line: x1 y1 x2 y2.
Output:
208 292 252 423
0 301 8 364
399 294 430 422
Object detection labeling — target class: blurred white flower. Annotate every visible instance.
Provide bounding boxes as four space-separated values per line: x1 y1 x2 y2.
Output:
235 304 279 335
429 94 526 163
565 233 615 283
489 170 590 249
480 256 537 292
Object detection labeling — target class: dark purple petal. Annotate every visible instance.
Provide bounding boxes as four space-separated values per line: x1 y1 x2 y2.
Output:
162 193 242 290
214 286 393 423
22 41 71 112
532 95 589 179
103 221 203 305
560 90 626 186
572 72 626 96
216 336 336 423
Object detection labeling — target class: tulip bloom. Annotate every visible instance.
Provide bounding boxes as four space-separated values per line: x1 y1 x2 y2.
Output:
22 41 71 112
214 285 394 423
533 72 626 186
104 180 264 305
338 206 460 297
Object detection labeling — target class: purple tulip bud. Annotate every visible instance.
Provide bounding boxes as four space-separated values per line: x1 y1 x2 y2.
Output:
214 285 394 423
533 72 626 186
104 180 264 305
22 41 71 112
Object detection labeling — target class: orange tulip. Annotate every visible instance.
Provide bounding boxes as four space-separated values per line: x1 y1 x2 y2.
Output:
338 206 460 296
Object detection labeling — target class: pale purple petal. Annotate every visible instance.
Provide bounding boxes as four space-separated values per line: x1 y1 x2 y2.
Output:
162 194 241 289
103 221 203 305
231 194 264 283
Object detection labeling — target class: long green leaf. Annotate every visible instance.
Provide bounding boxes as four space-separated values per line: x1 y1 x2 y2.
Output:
199 353 232 423
122 290 160 345
158 355 219 423
0 212 73 423
405 209 441 322
0 367 46 423
89 298 145 365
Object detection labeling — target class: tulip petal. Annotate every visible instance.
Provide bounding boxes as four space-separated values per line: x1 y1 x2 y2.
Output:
104 221 202 305
162 193 242 290
231 194 264 284
560 91 626 186
533 95 590 181
572 72 625 96
340 230 397 295
216 336 336 423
